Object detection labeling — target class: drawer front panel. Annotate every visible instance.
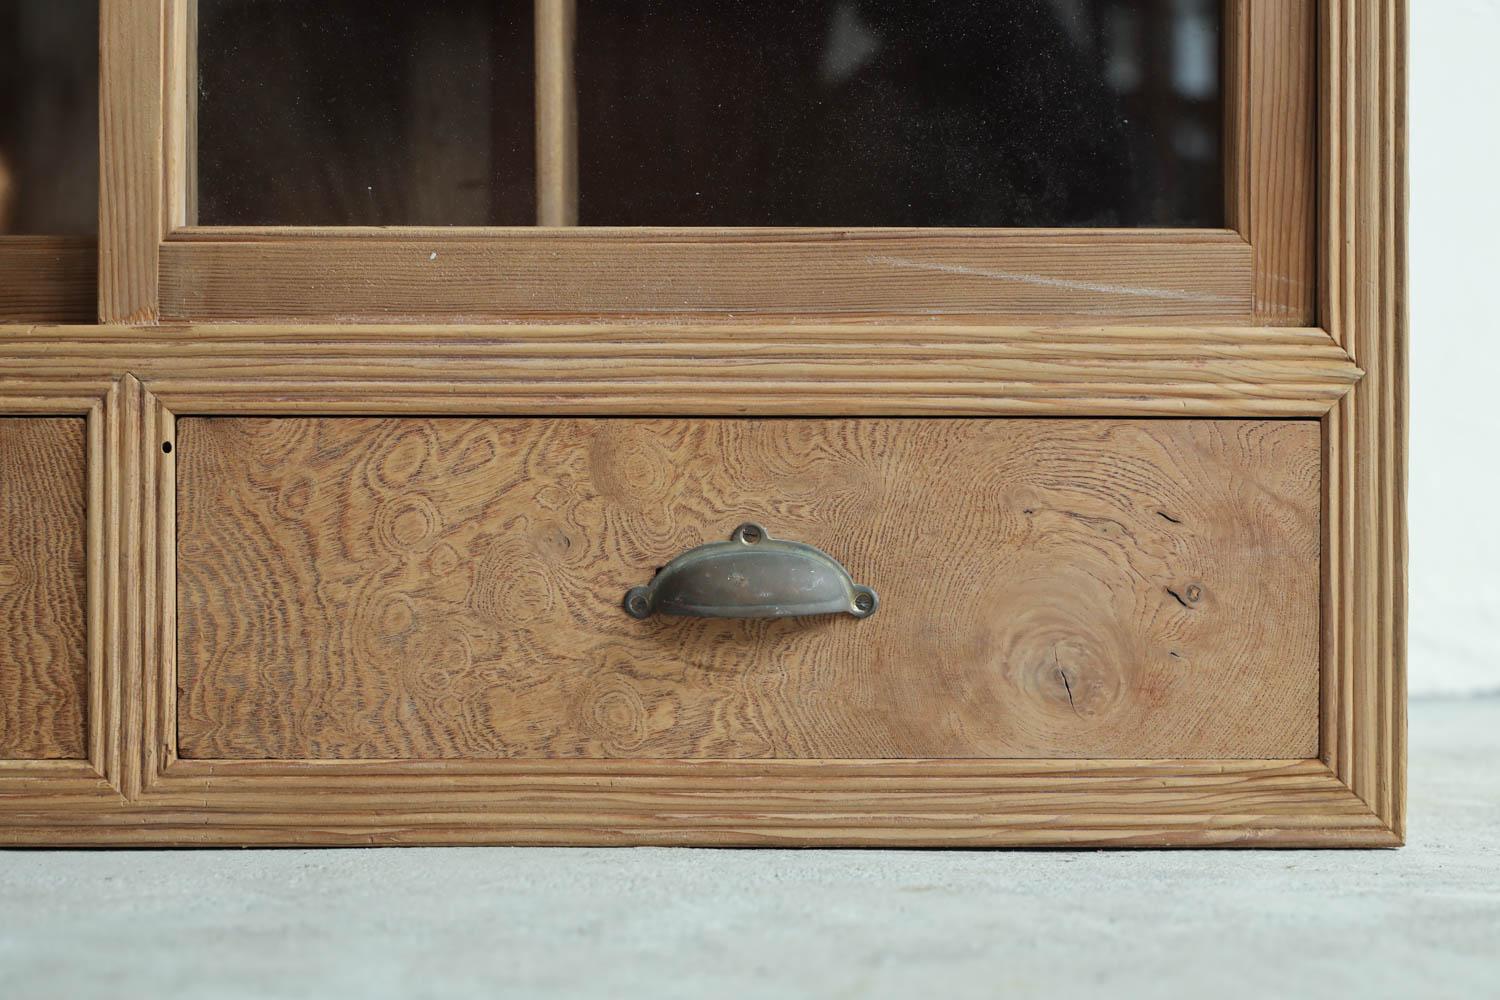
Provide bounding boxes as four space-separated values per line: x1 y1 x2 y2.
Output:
0 418 87 759
176 417 1320 761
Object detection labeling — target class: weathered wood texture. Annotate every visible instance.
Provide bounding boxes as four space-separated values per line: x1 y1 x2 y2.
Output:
100 0 164 323
0 418 88 758
1234 0 1318 324
2 756 1394 848
157 232 1254 323
0 0 1404 848
1321 0 1407 838
176 417 1320 761
0 323 1360 419
0 238 97 323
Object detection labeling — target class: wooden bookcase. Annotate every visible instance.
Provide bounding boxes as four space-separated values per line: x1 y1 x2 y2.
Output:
0 0 1405 846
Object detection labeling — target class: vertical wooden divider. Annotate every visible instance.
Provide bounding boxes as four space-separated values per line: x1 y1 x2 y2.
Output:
1319 0 1407 839
85 400 109 774
100 0 165 323
1223 0 1251 238
101 378 127 790
1249 0 1317 324
165 0 198 230
117 375 147 799
535 0 579 226
1226 0 1319 325
146 390 176 786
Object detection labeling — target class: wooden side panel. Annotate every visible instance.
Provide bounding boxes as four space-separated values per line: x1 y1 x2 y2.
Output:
177 417 1320 762
0 418 88 758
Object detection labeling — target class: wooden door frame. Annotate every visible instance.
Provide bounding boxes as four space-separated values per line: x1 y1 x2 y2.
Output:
128 0 1317 326
0 0 1404 846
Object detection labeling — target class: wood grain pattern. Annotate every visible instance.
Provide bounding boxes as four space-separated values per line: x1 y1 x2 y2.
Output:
1249 0 1317 324
0 1 1406 848
1321 0 1407 839
0 761 1397 848
0 418 88 758
30 757 1386 847
0 238 97 323
156 232 1254 323
1225 1 1318 324
0 380 114 792
100 0 163 323
0 322 1360 418
176 417 1320 761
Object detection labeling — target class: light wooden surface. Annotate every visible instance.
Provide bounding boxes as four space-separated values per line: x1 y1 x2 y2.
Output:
156 231 1255 323
1320 0 1408 840
0 383 112 791
0 418 88 759
0 238 96 323
100 0 163 324
0 323 1360 418
535 0 578 227
3 758 1393 848
1248 0 1318 324
174 417 1320 761
164 0 198 229
0 1 1405 847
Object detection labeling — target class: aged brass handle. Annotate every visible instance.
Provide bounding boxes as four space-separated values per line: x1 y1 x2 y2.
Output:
623 523 878 621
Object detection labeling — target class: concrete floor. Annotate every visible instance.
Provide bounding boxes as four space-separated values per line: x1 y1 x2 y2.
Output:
2 699 1496 1000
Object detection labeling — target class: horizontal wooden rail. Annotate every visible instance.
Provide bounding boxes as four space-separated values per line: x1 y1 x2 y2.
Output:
155 231 1256 323
0 323 1357 417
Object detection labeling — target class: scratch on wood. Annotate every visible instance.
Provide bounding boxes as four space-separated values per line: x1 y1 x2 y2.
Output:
869 255 1240 304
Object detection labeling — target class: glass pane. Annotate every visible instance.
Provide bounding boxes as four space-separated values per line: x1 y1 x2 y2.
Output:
196 0 535 226
0 1 98 236
576 0 1223 227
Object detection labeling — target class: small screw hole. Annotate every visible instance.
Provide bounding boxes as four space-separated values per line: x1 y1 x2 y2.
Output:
740 525 762 544
161 442 173 454
854 592 875 613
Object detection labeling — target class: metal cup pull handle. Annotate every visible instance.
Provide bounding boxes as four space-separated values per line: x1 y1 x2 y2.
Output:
623 523 878 621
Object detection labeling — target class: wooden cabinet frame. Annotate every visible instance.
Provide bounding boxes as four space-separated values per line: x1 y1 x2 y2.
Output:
0 0 1404 846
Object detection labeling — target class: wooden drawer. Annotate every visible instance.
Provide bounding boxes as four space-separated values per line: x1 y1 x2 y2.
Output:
176 416 1319 762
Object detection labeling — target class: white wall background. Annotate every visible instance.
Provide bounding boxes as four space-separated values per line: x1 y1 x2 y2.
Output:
1410 0 1500 695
